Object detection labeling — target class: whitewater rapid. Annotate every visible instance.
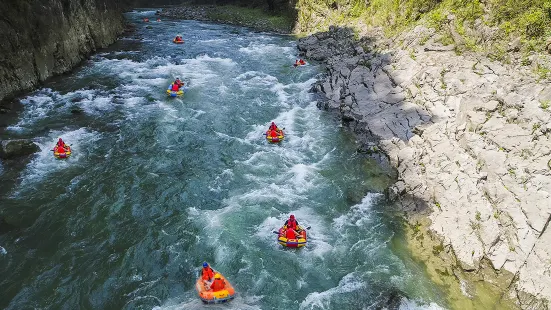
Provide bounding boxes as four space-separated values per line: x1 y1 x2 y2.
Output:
0 9 448 310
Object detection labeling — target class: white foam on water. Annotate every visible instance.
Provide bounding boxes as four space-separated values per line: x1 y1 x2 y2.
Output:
213 131 255 147
399 298 447 310
153 296 262 310
11 128 101 197
197 38 228 44
97 51 140 57
0 246 7 255
299 272 364 310
208 169 235 193
130 10 158 15
333 193 382 231
238 42 294 58
7 89 65 131
235 71 280 92
226 183 306 206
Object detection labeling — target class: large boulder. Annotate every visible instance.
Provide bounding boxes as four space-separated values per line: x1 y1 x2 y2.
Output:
0 139 40 159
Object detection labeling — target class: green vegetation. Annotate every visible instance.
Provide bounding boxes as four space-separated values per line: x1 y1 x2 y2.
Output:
432 242 445 255
295 0 551 58
206 5 295 33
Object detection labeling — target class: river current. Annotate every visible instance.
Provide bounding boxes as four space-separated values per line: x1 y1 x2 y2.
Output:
0 10 448 310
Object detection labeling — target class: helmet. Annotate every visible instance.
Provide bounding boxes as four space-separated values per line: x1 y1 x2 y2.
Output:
202 262 208 268
214 273 221 279
290 214 295 219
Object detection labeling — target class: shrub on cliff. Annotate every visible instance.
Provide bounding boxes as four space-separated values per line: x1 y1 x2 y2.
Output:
295 0 551 56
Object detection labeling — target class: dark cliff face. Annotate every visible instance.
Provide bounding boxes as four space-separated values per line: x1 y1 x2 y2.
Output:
0 0 126 102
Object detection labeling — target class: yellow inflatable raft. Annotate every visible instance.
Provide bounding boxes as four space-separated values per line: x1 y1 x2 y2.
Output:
277 225 307 248
53 145 71 159
265 129 284 143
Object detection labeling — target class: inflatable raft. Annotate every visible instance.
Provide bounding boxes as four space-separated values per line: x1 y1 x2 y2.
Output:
265 129 284 143
277 225 307 248
166 84 184 97
195 272 236 304
53 145 71 159
173 39 184 44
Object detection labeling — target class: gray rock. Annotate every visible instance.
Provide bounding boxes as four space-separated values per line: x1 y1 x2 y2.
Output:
300 22 551 306
0 139 40 159
0 0 125 102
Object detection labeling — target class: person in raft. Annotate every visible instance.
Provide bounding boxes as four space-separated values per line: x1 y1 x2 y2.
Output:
269 122 278 131
201 262 215 284
171 78 184 91
269 129 280 138
56 138 66 148
174 35 183 42
293 59 306 67
285 225 301 239
55 144 66 154
284 214 300 231
210 273 226 292
144 18 149 22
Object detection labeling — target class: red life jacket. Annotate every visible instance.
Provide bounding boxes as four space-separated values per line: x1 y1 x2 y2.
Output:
270 130 278 137
210 278 225 291
285 228 297 239
202 267 214 281
171 83 179 91
287 219 297 230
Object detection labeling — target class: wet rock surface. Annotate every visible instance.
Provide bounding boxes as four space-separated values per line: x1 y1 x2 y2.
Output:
157 5 293 34
0 139 40 159
299 25 551 308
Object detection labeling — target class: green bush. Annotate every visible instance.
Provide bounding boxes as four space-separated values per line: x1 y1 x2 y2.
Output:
519 9 547 37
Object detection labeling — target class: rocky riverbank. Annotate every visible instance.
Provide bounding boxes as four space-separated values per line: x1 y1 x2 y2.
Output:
0 0 126 104
298 26 551 309
157 5 294 34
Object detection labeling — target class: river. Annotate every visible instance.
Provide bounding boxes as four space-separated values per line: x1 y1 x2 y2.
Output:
0 10 448 310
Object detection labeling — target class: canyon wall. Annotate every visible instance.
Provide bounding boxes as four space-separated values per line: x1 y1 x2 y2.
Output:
0 0 126 103
298 26 551 309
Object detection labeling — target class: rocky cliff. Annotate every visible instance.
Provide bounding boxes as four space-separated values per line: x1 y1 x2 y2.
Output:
298 26 551 309
0 0 126 103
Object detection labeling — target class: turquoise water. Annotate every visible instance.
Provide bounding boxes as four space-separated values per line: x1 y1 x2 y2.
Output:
0 10 447 310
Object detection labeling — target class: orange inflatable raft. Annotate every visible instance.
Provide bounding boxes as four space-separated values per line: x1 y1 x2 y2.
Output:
195 272 236 304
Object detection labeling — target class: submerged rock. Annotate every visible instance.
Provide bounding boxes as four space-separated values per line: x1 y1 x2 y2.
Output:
0 139 40 159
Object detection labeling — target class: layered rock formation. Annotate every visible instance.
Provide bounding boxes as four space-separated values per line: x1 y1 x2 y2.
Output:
299 26 551 308
0 0 126 103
